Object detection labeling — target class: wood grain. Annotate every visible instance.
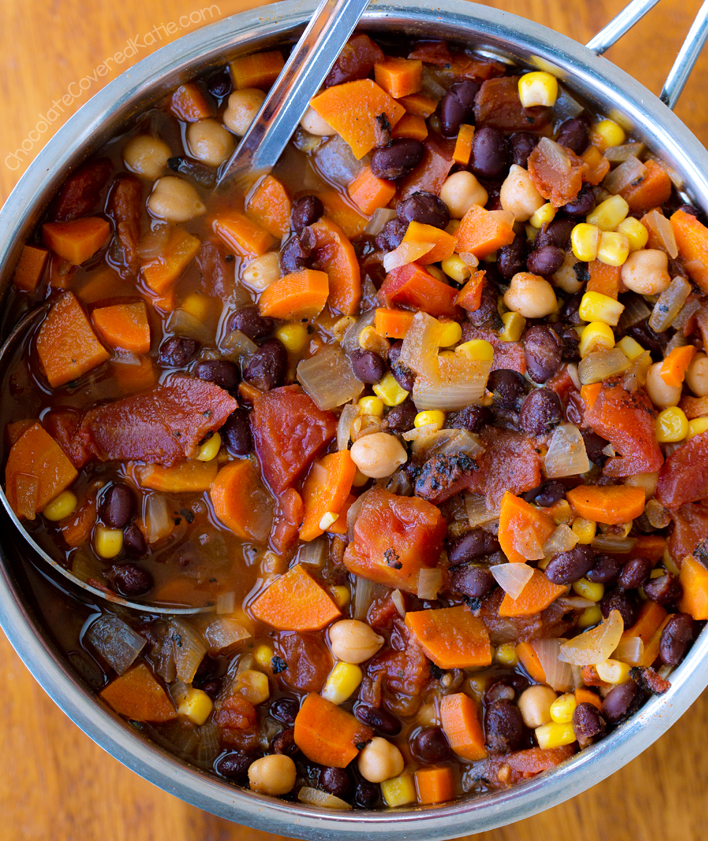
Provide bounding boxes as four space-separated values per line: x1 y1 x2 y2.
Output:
1 1 708 839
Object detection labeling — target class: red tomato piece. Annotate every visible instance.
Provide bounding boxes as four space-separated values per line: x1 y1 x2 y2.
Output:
398 136 455 200
467 428 542 509
378 262 459 318
669 503 708 563
657 431 708 510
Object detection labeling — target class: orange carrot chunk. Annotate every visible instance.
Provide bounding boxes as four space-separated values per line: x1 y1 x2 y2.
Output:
13 244 49 293
374 308 415 339
294 693 373 767
498 569 567 617
212 210 275 260
623 599 667 645
42 217 111 265
229 50 285 90
405 605 492 669
587 260 621 299
170 83 212 121
391 114 429 142
515 641 547 684
581 145 610 186
670 209 708 293
661 344 696 388
246 175 292 238
91 300 151 354
136 460 218 493
310 217 361 316
140 227 201 309
455 205 515 258
399 93 438 118
575 687 603 710
402 221 456 265
455 270 485 312
210 459 274 544
100 663 177 722
316 188 369 239
678 554 708 620
620 159 672 213
566 485 646 525
374 57 423 99
415 767 456 805
36 292 110 387
347 167 396 217
498 492 555 564
440 693 488 761
258 269 329 320
300 451 357 542
453 124 475 166
250 564 341 631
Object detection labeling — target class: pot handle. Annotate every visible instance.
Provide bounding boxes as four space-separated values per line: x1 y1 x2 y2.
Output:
586 0 708 110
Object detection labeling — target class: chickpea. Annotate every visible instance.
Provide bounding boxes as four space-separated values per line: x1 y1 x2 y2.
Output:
186 118 235 167
357 737 405 783
620 248 671 295
439 171 488 220
500 164 545 222
624 471 659 499
241 252 281 291
248 754 297 796
123 134 172 179
329 619 385 664
552 251 584 294
518 685 557 729
300 106 335 136
147 176 206 223
350 431 407 479
223 88 266 136
645 361 682 408
504 272 558 319
686 352 708 397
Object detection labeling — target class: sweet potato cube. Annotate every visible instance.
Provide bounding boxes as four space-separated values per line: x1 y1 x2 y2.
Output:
212 211 275 260
250 564 341 631
405 605 492 669
13 245 49 293
42 217 111 265
100 663 177 722
92 300 151 354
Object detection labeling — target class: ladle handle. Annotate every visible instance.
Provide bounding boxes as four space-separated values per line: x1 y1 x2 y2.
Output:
586 0 708 111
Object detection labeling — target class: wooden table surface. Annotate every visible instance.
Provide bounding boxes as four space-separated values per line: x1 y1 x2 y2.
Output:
2 0 708 838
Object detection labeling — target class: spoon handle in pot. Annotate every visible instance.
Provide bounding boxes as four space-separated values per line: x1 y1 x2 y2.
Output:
217 0 370 190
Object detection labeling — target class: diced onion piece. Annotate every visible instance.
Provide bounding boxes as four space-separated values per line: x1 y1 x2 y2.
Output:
298 786 353 811
557 596 596 610
602 444 617 457
399 312 443 379
458 252 479 268
591 534 637 553
137 224 171 260
491 562 534 600
559 609 624 665
85 614 146 676
512 529 545 562
337 403 360 451
364 207 397 235
353 575 385 621
553 85 585 121
622 350 652 393
612 635 644 667
672 295 701 333
195 721 221 766
314 134 364 186
170 618 208 683
297 345 364 410
221 328 258 359
648 276 692 332
618 294 652 331
144 493 173 544
383 240 434 273
402 423 437 441
413 355 491 411
465 493 500 527
531 638 574 692
602 155 646 194
643 209 678 259
417 567 443 600
216 591 236 615
342 308 377 353
204 618 251 656
298 536 328 567
603 142 645 163
410 427 484 459
167 308 214 345
347 489 370 542
578 348 631 385
544 423 590 478
421 66 447 98
566 363 581 390
170 679 190 706
543 524 579 558
391 589 406 617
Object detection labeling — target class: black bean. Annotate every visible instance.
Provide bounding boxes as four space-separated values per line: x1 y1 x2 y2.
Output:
291 195 324 233
391 360 415 393
222 408 253 456
466 279 501 328
601 680 639 724
374 218 407 252
159 336 199 368
215 751 252 780
618 556 652 591
354 779 379 809
559 292 584 324
272 728 300 757
601 591 638 627
488 369 526 409
470 127 509 180
201 679 221 699
519 388 561 436
485 682 515 704
450 564 495 599
644 573 683 607
123 524 147 557
556 117 590 154
562 185 595 217
397 191 450 229
440 80 480 137
524 480 566 507
659 613 694 666
320 766 351 799
526 245 565 277
534 217 576 250
484 700 525 753
229 305 274 342
206 69 233 99
383 400 417 433
523 325 561 383
582 430 610 465
280 228 315 273
270 697 300 725
370 139 425 180
509 132 539 167
243 338 287 391
105 563 153 597
351 348 385 384
354 703 402 736
167 157 216 189
676 203 699 218
627 321 669 361
100 483 134 530
558 324 581 362
545 545 595 585
573 702 604 747
587 553 622 585
193 359 240 391
447 529 500 565
448 404 490 434
410 727 453 765
498 235 528 281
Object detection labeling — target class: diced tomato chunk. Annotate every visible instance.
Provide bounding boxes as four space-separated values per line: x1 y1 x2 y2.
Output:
378 262 459 318
669 503 708 563
467 428 542 508
657 431 708 510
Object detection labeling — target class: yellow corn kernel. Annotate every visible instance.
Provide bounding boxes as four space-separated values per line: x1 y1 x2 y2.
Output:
358 396 384 417
656 406 689 443
321 662 363 705
596 659 632 685
275 322 308 353
195 431 221 462
597 231 630 267
373 372 409 406
254 644 275 672
233 669 270 705
319 512 338 531
577 605 603 628
381 773 417 807
437 320 463 347
43 490 78 522
617 335 646 361
332 315 357 343
579 321 615 358
441 254 471 283
359 325 390 355
595 119 626 147
571 223 601 262
535 721 576 750
572 517 597 544
352 468 369 487
178 687 213 725
617 217 649 252
181 293 211 322
572 577 605 602
687 417 708 439
414 410 445 431
529 202 556 229
518 71 558 108
579 291 625 327
445 219 461 235
551 499 573 525
586 195 629 232
331 585 350 609
499 311 526 342
426 265 446 283
94 525 124 559
550 693 577 724
456 339 495 362
495 643 519 667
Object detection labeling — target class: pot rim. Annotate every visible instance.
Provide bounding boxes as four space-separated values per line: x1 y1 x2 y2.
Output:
1 2 707 838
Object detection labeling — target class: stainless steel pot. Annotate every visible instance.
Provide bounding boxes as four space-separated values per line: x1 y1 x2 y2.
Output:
1 1 708 837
